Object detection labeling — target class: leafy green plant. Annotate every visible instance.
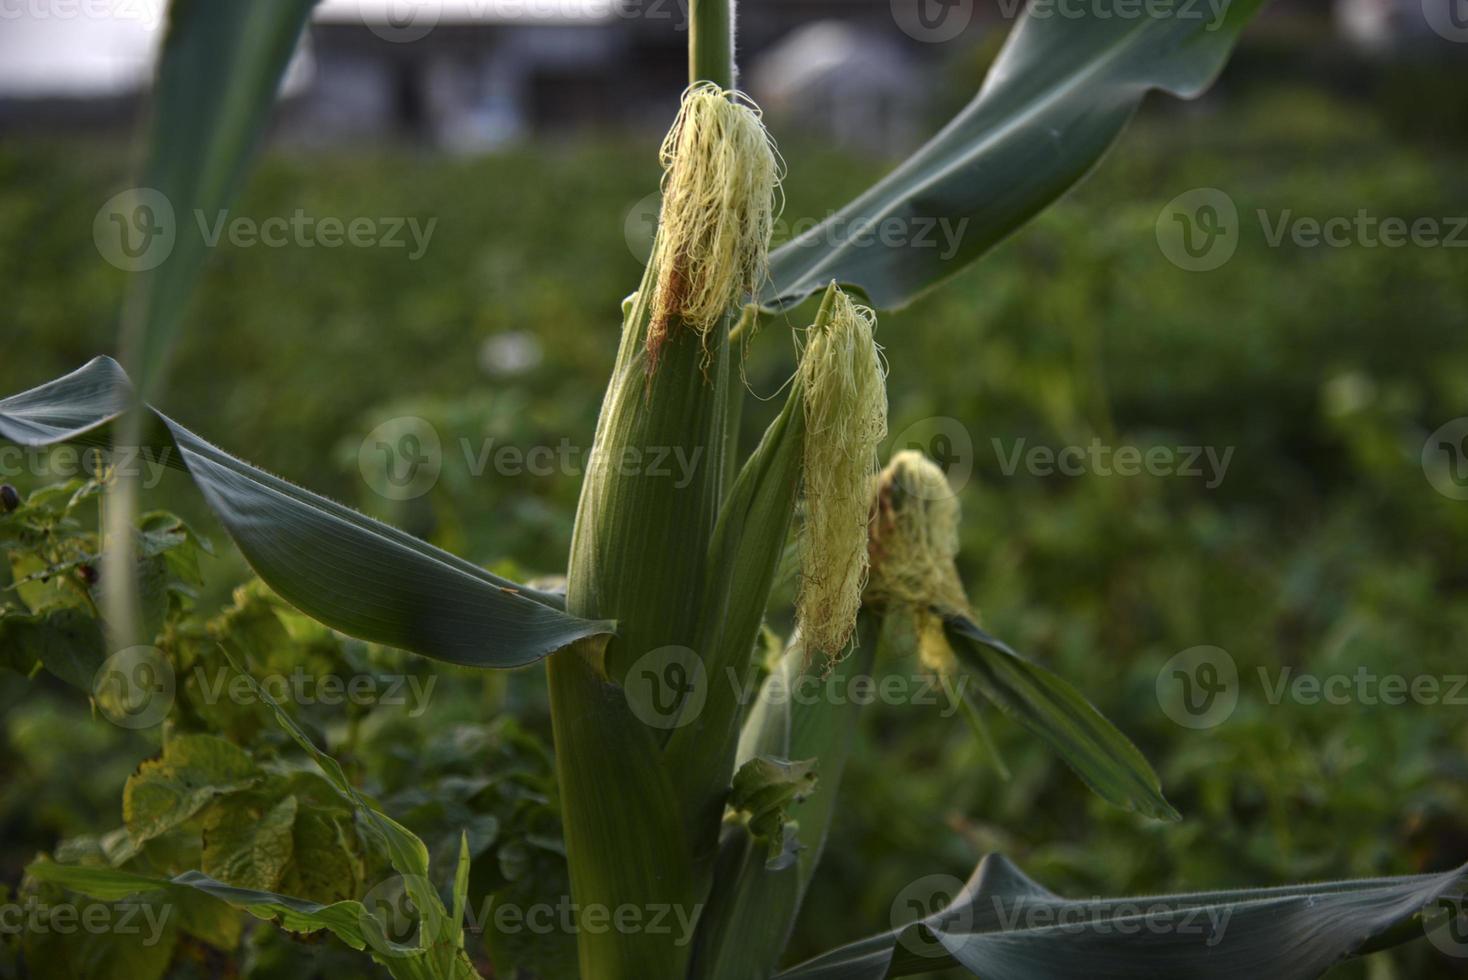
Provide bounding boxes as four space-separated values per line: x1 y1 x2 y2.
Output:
1 1 1465 978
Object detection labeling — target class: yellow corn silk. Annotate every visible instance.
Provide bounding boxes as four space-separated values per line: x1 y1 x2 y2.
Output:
866 449 971 673
797 286 888 663
647 82 780 371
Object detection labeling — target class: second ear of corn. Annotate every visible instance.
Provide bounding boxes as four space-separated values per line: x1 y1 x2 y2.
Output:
796 283 888 663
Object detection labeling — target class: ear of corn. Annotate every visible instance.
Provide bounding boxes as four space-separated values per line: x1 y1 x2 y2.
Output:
553 71 777 980
796 284 889 662
866 448 970 670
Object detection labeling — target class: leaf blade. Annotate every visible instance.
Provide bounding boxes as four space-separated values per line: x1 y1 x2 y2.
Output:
0 359 612 669
945 615 1176 822
760 0 1266 311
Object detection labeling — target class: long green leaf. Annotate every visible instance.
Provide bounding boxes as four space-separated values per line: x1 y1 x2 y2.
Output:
666 375 806 864
122 0 318 394
945 615 1177 822
775 853 1468 980
0 359 612 668
760 0 1266 311
27 861 373 951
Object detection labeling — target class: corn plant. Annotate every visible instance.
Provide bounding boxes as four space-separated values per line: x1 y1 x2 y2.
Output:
2 0 1466 977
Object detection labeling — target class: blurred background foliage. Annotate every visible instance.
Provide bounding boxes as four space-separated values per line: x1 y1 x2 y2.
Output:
2 26 1467 979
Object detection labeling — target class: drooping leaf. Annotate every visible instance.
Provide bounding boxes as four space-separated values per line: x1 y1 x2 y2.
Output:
27 859 373 953
0 358 614 669
945 615 1177 822
775 853 1468 980
760 0 1267 311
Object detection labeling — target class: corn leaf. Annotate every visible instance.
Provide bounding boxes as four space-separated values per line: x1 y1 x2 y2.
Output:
666 379 806 861
760 0 1267 311
0 358 613 668
775 853 1468 979
123 0 318 396
945 614 1177 822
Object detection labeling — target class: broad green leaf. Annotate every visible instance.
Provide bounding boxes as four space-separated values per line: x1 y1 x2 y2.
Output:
0 358 614 669
121 0 318 396
104 0 317 656
201 794 298 892
945 614 1177 822
279 808 364 906
221 652 479 979
728 756 818 870
0 608 106 689
775 853 1468 980
123 734 261 845
760 0 1266 311
37 655 484 979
